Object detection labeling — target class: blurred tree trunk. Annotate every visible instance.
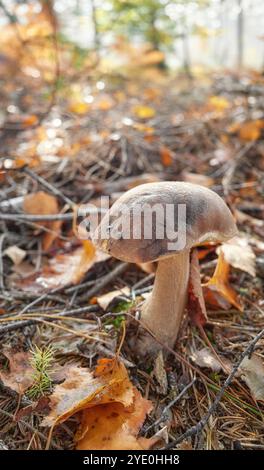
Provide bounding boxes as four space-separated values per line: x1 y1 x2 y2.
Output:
90 0 100 50
237 0 244 69
182 30 192 79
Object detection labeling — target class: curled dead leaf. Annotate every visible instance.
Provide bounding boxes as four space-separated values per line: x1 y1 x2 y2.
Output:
239 354 264 401
15 241 101 292
217 236 256 277
203 252 243 311
23 191 62 251
0 351 34 394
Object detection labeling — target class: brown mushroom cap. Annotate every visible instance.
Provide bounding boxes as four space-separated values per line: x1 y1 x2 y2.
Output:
93 182 237 263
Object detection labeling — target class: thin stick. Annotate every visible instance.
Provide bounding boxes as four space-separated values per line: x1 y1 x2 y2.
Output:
0 305 100 335
0 233 6 290
144 378 196 434
23 167 74 208
0 213 73 222
79 262 129 301
162 327 264 449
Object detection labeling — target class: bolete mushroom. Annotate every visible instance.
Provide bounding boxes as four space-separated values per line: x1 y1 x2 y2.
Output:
93 182 237 355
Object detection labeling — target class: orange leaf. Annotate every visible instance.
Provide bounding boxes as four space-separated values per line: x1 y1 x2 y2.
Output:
159 145 173 167
16 241 97 292
23 191 62 251
42 359 134 427
203 252 243 311
22 114 38 127
77 389 155 450
239 120 264 142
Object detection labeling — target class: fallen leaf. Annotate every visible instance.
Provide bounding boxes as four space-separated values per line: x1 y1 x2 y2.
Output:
239 354 264 401
68 102 90 115
4 245 26 265
159 145 174 167
96 287 130 310
209 96 230 112
22 114 38 127
42 358 134 427
203 252 243 311
190 348 232 373
77 389 155 450
43 358 155 450
23 191 62 251
238 120 264 141
217 236 256 277
16 241 98 292
0 351 34 394
133 105 156 119
187 250 208 327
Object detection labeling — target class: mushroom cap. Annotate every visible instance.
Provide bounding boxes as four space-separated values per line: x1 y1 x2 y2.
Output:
93 182 237 263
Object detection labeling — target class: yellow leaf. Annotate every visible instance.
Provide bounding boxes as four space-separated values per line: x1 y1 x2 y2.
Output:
69 102 90 115
133 105 156 119
209 96 230 112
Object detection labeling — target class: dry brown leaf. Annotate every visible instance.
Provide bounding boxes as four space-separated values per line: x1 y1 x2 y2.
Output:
0 351 34 394
217 236 256 277
190 348 232 373
23 191 62 251
42 358 155 450
77 389 155 450
203 252 243 311
239 354 264 401
42 358 134 427
96 287 130 310
16 241 98 292
187 250 208 327
4 245 26 265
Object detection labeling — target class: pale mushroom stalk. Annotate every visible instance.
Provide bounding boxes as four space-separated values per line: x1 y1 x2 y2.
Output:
140 251 190 349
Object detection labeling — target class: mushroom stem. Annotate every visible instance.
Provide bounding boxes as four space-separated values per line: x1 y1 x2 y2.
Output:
140 251 190 351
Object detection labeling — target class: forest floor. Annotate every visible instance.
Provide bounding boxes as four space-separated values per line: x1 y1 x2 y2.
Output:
0 68 264 450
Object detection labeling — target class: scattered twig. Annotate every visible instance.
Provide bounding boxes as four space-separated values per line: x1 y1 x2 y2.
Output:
144 378 196 434
79 262 129 301
0 305 100 335
0 233 6 291
162 327 264 449
23 167 75 208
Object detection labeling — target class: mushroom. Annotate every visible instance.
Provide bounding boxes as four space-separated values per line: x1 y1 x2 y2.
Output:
93 182 237 356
